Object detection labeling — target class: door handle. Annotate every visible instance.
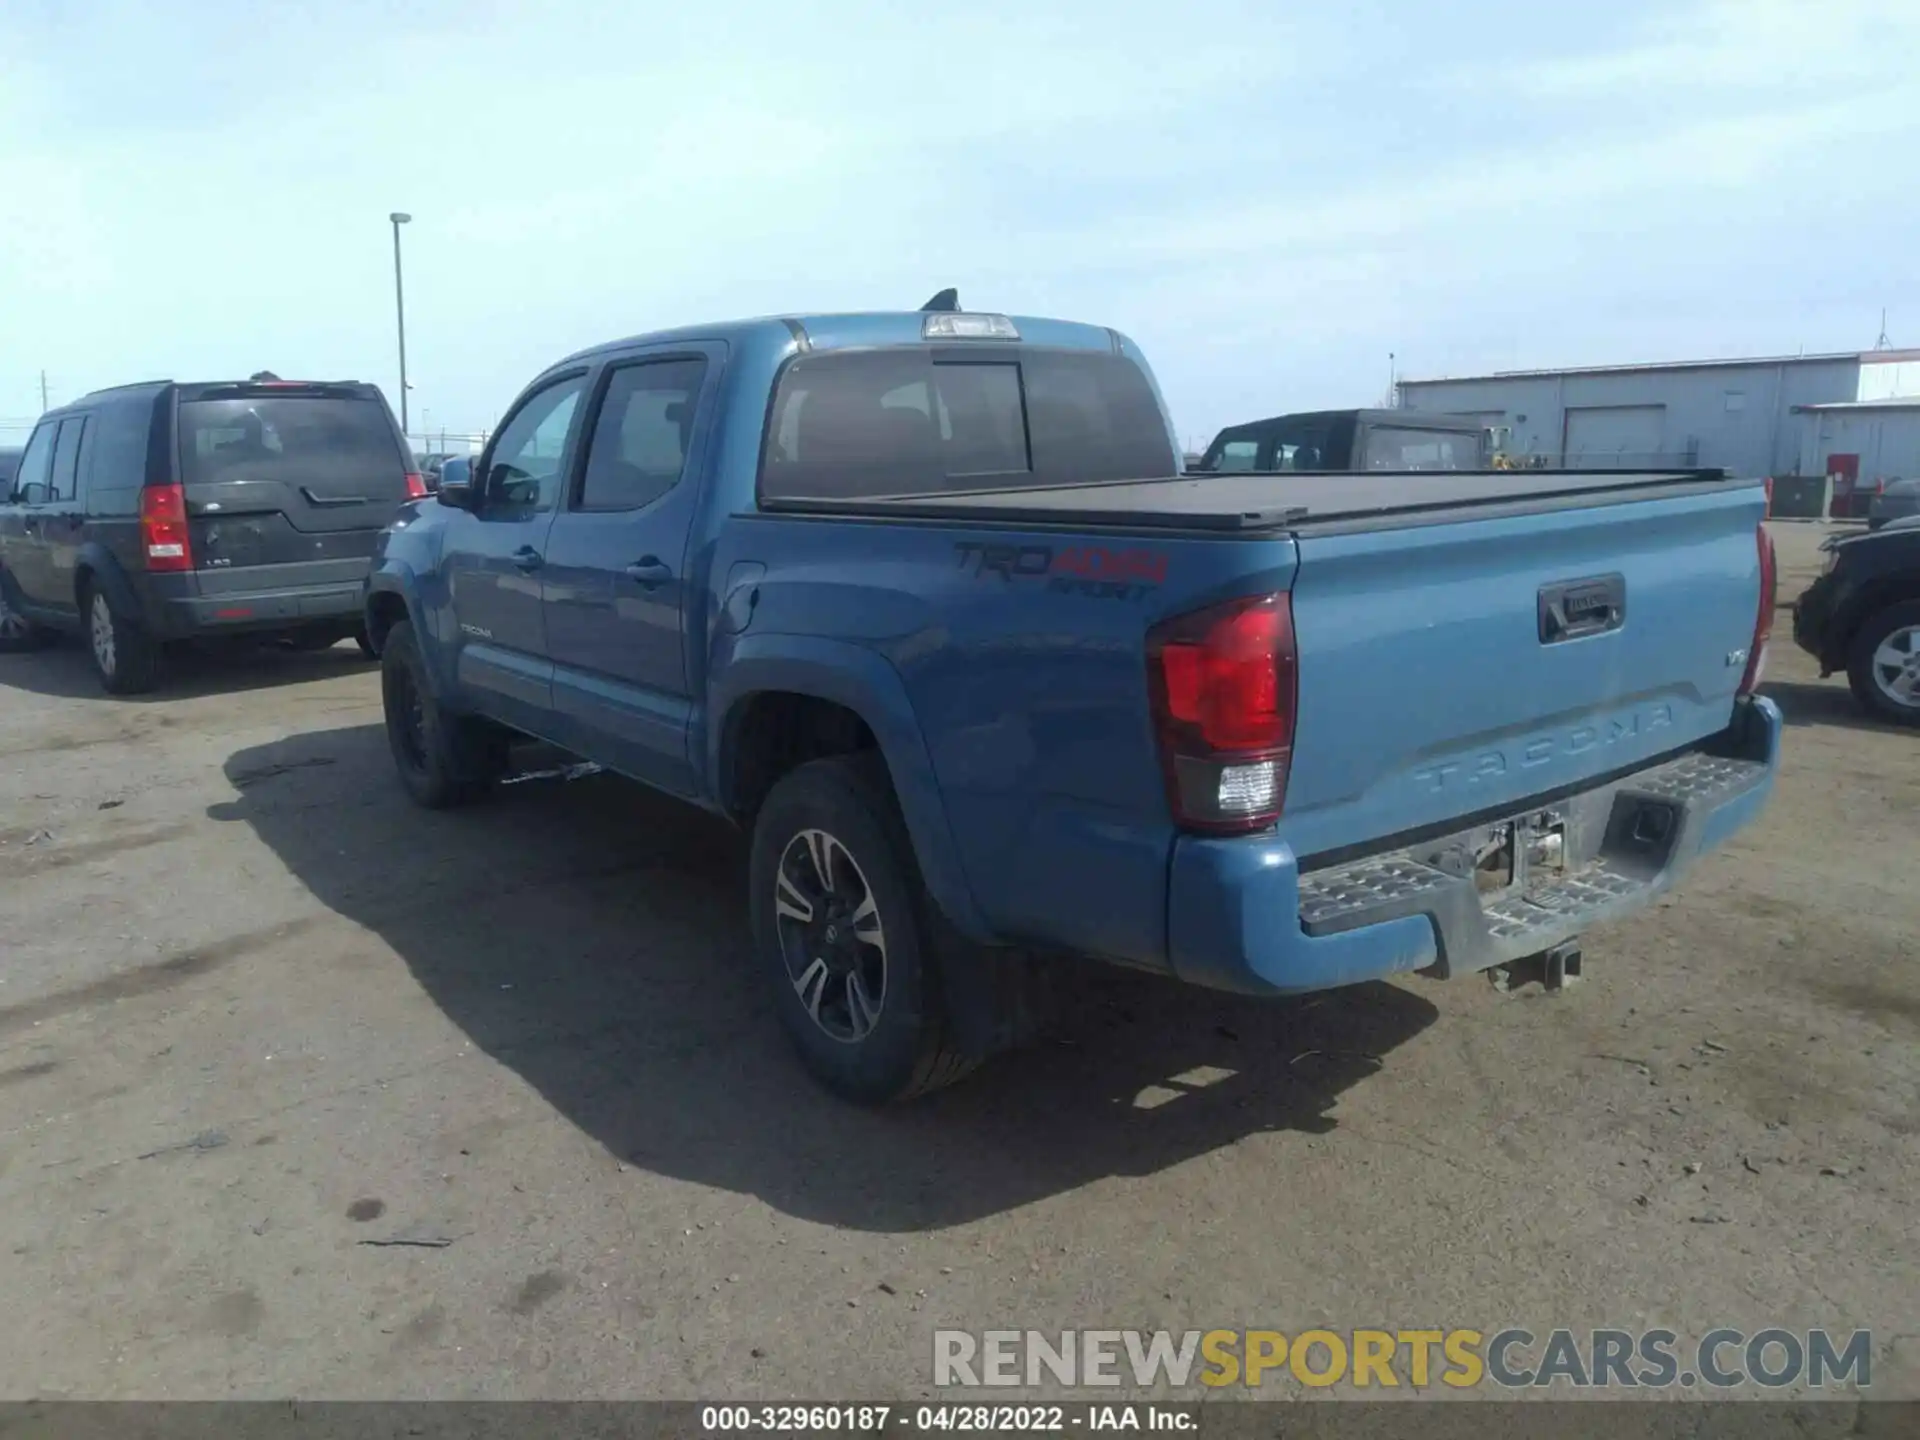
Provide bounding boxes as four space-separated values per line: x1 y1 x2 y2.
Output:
511 546 544 572
624 558 672 586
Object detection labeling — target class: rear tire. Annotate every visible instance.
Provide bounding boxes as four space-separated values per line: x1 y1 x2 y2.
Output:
1847 600 1920 727
749 754 978 1104
380 619 510 807
354 627 379 660
83 582 162 695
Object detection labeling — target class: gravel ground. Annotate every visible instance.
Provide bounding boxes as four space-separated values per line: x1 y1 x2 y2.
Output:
0 521 1914 1401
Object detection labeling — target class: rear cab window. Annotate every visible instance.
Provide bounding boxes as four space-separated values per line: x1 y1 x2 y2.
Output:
176 387 409 498
759 346 1176 502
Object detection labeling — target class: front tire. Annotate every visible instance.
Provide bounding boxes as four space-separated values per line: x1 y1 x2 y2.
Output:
83 582 162 695
1847 600 1920 727
380 619 509 807
749 755 977 1104
0 578 52 654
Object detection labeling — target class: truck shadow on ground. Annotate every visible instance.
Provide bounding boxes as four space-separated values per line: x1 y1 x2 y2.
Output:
1762 679 1892 735
211 724 1439 1232
0 638 373 702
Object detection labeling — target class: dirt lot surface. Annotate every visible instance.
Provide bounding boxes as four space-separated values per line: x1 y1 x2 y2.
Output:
0 521 1914 1401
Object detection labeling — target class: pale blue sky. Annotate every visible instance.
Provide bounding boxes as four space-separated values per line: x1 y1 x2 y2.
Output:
3 0 1915 450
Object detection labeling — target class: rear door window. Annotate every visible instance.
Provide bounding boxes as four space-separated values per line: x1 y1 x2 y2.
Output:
577 359 707 511
50 416 88 501
178 396 409 497
761 347 1174 502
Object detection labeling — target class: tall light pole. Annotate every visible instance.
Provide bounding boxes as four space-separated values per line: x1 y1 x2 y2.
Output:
389 211 413 435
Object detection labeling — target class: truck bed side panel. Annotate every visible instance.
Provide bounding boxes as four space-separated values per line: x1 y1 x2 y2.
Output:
713 516 1298 967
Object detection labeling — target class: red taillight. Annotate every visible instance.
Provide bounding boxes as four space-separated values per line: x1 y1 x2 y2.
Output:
1147 593 1297 834
404 472 428 499
1739 524 1776 696
141 483 193 572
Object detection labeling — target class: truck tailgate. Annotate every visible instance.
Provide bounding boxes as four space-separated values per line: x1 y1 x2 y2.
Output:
1280 485 1767 861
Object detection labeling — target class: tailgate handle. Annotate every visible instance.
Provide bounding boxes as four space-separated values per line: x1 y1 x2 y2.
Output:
298 486 370 508
1539 574 1626 644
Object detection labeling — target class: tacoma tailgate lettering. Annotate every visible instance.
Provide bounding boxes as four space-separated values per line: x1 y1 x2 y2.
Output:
1413 703 1676 794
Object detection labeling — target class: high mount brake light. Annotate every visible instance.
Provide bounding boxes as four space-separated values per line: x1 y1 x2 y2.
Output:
922 313 1020 340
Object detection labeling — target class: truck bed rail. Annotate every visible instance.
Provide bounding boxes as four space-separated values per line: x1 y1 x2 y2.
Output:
754 468 1740 536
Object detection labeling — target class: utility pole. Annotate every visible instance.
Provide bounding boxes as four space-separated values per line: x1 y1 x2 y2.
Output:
389 212 413 434
39 371 49 411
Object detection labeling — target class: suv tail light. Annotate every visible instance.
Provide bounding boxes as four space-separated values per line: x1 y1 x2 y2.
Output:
1738 523 1776 695
141 483 193 572
404 471 428 499
1147 592 1297 834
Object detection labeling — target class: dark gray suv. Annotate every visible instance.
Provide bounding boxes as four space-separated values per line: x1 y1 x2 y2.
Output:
0 379 421 694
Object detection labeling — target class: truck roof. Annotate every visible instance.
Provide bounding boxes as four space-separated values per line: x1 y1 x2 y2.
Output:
1214 408 1484 435
557 311 1127 368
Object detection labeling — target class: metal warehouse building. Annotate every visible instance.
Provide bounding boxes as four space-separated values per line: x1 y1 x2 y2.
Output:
1397 348 1920 511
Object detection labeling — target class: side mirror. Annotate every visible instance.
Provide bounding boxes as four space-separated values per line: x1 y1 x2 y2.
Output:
436 456 475 510
16 482 49 506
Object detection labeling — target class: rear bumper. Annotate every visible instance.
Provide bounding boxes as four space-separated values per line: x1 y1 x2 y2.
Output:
146 561 370 639
1165 696 1782 997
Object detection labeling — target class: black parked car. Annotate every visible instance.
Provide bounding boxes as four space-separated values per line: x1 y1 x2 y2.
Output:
0 379 422 693
1793 518 1920 725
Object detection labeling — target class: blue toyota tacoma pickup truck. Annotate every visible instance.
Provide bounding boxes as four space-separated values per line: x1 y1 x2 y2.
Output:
365 298 1782 1104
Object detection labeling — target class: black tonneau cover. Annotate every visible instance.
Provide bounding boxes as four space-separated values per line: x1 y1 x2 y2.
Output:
756 468 1738 534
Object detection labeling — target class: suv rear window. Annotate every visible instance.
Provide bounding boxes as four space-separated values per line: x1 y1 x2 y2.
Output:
760 346 1176 502
178 396 408 496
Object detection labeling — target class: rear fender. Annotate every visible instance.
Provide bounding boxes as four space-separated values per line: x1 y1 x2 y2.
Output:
74 542 144 623
710 634 992 943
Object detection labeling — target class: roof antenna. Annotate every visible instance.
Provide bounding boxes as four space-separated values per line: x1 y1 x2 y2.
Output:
921 288 960 313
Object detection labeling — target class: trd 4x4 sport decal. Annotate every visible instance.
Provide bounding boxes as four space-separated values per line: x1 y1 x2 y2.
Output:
952 542 1167 602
